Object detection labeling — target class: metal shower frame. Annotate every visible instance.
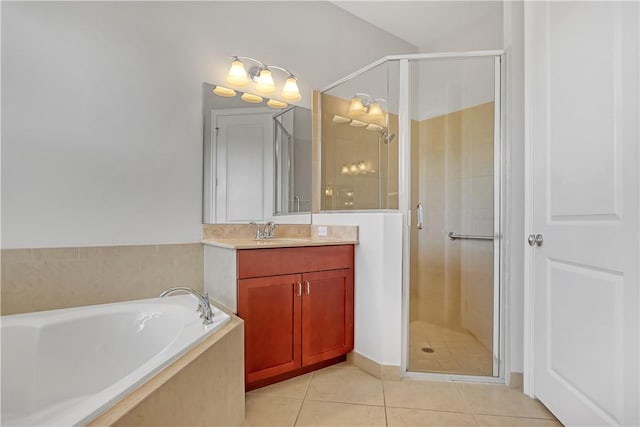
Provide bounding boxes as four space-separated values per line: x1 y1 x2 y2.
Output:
319 50 507 383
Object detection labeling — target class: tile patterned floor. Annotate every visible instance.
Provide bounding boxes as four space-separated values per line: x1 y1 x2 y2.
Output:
408 321 493 376
243 362 562 426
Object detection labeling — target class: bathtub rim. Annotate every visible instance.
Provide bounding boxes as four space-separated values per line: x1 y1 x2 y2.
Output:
1 296 237 426
87 312 243 426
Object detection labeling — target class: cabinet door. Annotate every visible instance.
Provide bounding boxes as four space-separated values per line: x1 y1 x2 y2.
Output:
301 269 354 367
238 274 302 384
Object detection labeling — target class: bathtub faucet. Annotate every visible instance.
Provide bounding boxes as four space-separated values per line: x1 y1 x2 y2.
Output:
159 287 214 325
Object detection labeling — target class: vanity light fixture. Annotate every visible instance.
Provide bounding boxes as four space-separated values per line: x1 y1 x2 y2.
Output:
350 120 368 128
226 59 250 86
340 160 373 176
332 115 351 123
366 123 384 131
349 93 387 122
241 92 263 103
255 69 276 94
367 101 385 120
213 86 236 97
281 77 302 101
226 56 302 102
348 96 367 117
267 99 288 109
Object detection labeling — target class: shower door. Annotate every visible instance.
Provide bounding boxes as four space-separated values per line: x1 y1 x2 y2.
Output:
406 56 501 378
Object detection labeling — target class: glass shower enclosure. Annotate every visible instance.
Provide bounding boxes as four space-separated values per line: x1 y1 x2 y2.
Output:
320 52 503 379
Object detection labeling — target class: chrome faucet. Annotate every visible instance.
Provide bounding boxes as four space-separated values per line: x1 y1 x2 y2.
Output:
264 221 278 239
249 221 278 239
249 222 266 239
159 287 214 325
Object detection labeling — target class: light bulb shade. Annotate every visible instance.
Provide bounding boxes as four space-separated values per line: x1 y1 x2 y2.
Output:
241 92 263 103
255 69 276 94
348 96 367 117
366 123 383 131
367 102 384 120
341 165 349 174
267 99 288 109
350 120 368 128
332 115 351 123
227 60 250 87
280 77 301 101
213 86 236 97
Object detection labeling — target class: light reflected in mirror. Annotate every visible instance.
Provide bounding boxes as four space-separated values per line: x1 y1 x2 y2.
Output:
202 83 312 224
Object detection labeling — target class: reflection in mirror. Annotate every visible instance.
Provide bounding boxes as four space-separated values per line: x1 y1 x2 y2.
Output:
202 83 312 224
273 106 312 214
320 61 400 211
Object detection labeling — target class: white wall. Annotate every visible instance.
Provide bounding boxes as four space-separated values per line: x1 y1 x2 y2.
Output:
1 1 416 249
416 5 502 121
313 212 404 366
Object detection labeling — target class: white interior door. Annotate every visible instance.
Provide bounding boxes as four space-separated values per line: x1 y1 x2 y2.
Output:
526 2 639 425
214 111 273 223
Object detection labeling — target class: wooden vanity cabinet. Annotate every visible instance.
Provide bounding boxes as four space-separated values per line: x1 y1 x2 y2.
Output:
237 245 354 388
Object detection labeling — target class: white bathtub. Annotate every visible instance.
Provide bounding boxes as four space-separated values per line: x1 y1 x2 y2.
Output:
1 294 231 426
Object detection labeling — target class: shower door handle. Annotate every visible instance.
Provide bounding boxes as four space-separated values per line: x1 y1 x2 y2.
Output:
416 203 424 230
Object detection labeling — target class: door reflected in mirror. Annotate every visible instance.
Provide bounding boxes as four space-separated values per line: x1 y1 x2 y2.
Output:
202 83 312 224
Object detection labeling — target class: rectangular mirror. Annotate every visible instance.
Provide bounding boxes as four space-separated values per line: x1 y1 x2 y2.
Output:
202 82 312 224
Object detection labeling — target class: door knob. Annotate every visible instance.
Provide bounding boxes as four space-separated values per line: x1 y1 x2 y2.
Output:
528 234 544 247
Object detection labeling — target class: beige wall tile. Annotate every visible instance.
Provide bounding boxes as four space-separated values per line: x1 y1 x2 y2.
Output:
320 93 399 211
78 246 121 259
410 100 496 374
156 243 201 257
296 400 386 427
118 245 158 258
1 243 204 315
31 247 79 260
1 249 32 262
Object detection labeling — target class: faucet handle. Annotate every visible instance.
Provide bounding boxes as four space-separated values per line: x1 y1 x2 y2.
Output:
249 222 265 239
265 221 277 238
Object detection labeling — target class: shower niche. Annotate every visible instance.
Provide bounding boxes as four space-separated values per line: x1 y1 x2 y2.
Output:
319 53 502 379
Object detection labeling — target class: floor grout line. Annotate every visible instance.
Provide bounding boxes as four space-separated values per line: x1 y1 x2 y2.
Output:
382 380 389 427
245 364 560 426
292 372 315 426
303 398 386 408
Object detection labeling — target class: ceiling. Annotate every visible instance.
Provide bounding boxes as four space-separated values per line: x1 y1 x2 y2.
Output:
330 1 503 51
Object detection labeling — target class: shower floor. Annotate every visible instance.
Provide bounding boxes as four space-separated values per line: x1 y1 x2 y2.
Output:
408 320 493 376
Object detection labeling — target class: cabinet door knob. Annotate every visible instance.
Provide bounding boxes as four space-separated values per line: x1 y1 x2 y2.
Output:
305 281 311 295
296 282 302 297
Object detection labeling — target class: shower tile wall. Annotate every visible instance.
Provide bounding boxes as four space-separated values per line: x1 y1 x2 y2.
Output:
320 93 399 211
458 102 495 351
1 243 203 315
409 101 494 375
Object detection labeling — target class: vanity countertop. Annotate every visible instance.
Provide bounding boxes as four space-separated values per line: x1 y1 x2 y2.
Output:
201 236 358 250
201 223 359 250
